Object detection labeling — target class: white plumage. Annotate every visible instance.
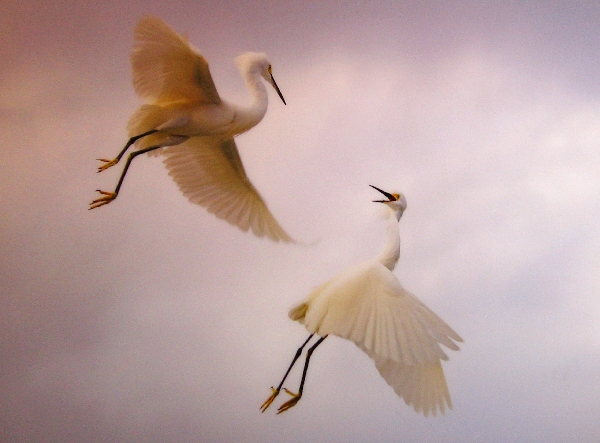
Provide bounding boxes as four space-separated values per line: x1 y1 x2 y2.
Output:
261 186 462 416
91 16 291 242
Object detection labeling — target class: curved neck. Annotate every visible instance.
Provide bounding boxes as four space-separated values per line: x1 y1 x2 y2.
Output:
231 70 269 134
377 210 401 271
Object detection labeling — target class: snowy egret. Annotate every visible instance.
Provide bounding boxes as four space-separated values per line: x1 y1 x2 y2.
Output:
261 185 462 415
90 16 292 242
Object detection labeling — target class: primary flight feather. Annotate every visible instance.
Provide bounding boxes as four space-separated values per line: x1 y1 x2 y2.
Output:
90 16 291 242
261 185 462 416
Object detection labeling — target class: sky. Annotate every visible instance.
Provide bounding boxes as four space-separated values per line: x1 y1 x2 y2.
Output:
2 0 600 442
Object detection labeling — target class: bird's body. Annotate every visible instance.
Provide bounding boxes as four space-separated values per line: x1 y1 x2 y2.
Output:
127 51 277 144
261 186 462 416
91 16 291 242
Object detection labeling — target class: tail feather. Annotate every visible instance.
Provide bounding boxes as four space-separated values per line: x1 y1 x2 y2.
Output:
127 104 164 136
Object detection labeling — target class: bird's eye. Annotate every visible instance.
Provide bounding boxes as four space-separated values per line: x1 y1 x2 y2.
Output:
393 194 400 200
268 65 272 74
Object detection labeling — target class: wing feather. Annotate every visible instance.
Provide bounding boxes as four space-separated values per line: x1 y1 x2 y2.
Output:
296 263 461 365
289 259 461 417
363 352 452 416
131 16 221 105
162 137 292 242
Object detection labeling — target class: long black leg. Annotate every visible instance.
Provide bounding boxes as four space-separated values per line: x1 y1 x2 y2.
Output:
260 334 314 413
116 129 159 160
276 334 314 391
297 335 327 395
113 145 162 195
277 334 328 414
89 144 163 209
97 129 159 172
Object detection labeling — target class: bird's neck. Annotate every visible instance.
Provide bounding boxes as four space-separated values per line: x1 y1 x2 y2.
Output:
233 70 269 133
377 211 401 271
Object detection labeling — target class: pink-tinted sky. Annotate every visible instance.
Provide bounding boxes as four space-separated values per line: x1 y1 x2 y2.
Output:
2 1 600 442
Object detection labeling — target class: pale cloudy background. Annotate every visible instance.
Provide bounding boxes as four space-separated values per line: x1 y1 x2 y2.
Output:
2 1 600 442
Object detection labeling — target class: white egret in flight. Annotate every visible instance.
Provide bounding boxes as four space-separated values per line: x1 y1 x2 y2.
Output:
261 185 462 415
90 16 292 242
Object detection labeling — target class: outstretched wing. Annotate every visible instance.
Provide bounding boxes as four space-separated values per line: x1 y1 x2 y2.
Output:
295 263 462 366
131 16 221 105
291 262 461 416
361 349 452 417
162 137 293 242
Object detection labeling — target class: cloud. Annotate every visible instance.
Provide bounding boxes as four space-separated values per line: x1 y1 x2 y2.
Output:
2 2 600 442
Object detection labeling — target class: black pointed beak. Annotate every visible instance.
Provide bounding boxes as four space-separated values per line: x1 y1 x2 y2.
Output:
270 74 286 105
370 185 397 202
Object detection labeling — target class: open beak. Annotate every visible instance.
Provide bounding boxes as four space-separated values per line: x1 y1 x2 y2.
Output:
370 185 397 202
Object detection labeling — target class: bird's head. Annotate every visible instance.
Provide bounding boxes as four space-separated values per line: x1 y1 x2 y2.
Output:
235 52 286 105
370 185 407 220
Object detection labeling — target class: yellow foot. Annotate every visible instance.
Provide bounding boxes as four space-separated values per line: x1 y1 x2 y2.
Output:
89 190 117 210
97 158 119 172
277 388 302 414
260 387 280 413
